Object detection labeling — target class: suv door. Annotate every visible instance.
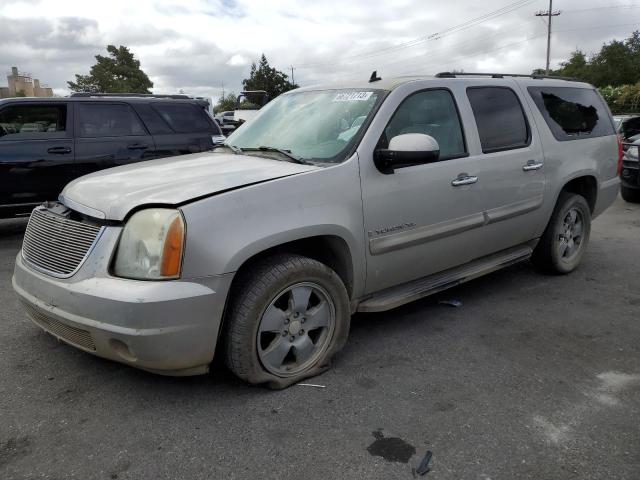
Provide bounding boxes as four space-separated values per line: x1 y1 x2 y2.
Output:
359 87 484 293
74 102 156 177
465 85 547 255
0 101 74 215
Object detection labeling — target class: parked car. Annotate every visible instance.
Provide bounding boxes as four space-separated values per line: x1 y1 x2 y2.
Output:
613 114 640 143
214 110 235 125
620 139 640 203
13 73 620 388
214 110 236 136
0 93 225 218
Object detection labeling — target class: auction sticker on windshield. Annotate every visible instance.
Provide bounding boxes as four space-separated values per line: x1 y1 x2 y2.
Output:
333 91 374 102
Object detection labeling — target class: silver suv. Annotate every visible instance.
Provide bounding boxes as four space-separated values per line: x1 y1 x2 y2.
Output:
13 73 621 388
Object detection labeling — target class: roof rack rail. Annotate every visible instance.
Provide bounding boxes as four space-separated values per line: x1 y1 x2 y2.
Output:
435 72 578 81
69 93 192 99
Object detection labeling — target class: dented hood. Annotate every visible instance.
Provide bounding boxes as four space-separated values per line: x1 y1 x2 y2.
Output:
60 151 318 221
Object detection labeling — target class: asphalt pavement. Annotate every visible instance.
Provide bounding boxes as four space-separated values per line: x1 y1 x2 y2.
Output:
1 197 639 480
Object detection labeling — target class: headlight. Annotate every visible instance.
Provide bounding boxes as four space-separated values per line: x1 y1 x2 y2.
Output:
113 209 185 280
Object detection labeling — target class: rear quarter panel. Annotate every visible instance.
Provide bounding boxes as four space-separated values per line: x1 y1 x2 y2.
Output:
516 80 619 232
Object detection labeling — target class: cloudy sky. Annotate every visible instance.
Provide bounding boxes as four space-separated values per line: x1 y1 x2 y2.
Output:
0 0 638 101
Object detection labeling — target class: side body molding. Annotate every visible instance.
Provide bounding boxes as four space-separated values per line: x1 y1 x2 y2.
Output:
368 195 544 256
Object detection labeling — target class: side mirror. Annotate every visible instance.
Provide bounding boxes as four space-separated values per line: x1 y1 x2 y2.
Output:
374 133 440 174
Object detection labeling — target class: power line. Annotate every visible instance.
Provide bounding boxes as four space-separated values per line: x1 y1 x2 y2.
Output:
377 18 543 71
398 21 640 74
296 0 540 68
563 4 640 14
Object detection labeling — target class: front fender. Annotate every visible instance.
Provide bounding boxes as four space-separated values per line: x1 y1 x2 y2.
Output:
178 158 367 298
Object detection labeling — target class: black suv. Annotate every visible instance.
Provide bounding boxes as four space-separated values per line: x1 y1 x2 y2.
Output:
0 94 225 218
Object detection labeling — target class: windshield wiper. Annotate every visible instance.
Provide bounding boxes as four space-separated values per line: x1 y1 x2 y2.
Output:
223 143 243 154
248 146 310 165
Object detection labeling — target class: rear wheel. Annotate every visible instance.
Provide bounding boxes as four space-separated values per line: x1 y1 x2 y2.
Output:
224 254 350 388
621 185 640 203
531 192 591 274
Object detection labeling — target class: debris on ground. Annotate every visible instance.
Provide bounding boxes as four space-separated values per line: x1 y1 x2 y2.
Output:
416 450 433 476
297 383 326 388
438 299 463 308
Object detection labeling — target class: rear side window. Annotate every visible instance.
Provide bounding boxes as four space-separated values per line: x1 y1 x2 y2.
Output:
0 104 67 138
152 103 214 133
381 89 467 160
528 87 614 141
467 87 529 153
78 103 146 137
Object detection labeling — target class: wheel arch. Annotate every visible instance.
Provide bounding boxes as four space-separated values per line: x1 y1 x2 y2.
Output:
228 234 356 300
557 174 598 213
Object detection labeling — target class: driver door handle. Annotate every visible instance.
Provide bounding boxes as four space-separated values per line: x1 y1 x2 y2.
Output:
47 146 72 154
523 160 544 171
451 174 478 187
127 143 149 150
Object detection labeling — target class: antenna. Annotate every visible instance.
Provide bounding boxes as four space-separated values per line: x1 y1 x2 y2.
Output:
369 71 382 83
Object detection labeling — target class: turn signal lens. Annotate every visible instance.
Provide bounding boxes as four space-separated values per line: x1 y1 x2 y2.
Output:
160 215 184 277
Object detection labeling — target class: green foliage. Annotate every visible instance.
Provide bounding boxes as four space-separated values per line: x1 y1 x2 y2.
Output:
14 90 26 97
598 84 640 114
549 31 640 88
616 83 640 113
213 92 238 113
68 45 153 93
241 54 298 102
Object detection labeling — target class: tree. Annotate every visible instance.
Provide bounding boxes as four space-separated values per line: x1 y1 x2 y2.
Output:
68 45 153 93
549 31 640 87
241 54 298 102
553 50 590 81
213 92 238 113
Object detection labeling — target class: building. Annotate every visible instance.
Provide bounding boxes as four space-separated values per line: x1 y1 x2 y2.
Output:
0 67 53 98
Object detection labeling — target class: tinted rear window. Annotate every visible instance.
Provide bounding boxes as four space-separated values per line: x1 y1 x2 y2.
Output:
78 103 146 137
152 103 214 133
467 87 529 153
528 87 614 141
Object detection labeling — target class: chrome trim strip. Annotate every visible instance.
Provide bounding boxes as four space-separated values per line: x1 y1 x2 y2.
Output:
58 194 107 220
369 195 544 256
369 212 486 255
484 195 544 224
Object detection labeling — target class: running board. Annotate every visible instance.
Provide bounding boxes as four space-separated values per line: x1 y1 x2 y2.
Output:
357 244 533 313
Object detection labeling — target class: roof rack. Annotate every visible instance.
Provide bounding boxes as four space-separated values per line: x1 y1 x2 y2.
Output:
435 72 578 81
69 93 192 99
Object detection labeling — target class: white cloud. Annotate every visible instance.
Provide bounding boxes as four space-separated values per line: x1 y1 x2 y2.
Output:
0 0 638 101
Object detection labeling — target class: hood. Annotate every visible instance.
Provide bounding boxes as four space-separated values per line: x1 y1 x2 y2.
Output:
60 152 319 221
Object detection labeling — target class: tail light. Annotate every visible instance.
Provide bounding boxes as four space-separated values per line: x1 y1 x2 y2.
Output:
617 135 624 176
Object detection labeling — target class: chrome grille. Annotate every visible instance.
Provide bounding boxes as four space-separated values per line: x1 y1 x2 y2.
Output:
21 301 96 351
22 207 103 277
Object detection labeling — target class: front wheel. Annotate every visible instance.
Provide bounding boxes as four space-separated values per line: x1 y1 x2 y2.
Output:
531 192 592 274
224 254 350 388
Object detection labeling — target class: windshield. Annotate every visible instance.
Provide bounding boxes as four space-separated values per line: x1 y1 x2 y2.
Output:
225 89 384 163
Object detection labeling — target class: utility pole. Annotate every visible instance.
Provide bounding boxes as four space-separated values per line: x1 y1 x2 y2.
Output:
535 0 561 75
290 66 295 85
221 81 225 99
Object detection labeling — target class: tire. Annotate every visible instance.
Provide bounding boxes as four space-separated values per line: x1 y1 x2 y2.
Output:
224 254 350 389
531 192 592 274
621 185 640 203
